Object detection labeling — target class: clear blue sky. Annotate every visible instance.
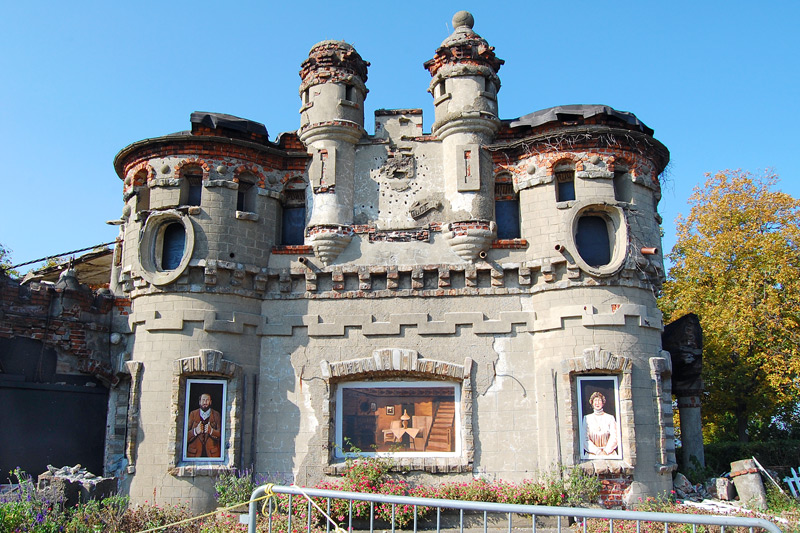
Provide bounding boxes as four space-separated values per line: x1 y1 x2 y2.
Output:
2 1 798 271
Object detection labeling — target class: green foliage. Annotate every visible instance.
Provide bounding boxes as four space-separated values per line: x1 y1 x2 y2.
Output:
117 502 197 532
0 462 597 532
0 243 18 278
421 466 600 507
660 170 800 442
214 469 256 508
700 439 800 476
580 493 799 533
765 483 800 515
0 468 137 533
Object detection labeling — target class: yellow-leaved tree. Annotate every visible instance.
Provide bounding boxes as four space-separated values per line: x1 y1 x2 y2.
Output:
660 170 800 442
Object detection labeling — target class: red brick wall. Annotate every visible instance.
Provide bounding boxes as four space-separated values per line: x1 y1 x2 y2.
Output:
599 474 632 508
0 275 125 384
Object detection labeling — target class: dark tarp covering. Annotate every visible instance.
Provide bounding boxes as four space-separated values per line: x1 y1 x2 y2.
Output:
507 104 653 136
190 111 269 137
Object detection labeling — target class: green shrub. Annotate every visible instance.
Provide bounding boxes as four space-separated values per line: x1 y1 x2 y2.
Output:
693 440 800 476
214 469 257 509
118 502 197 533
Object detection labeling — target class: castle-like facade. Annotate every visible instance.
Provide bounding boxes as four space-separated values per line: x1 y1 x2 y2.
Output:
108 12 675 509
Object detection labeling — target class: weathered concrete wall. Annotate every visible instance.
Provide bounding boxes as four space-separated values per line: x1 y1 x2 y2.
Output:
109 11 674 512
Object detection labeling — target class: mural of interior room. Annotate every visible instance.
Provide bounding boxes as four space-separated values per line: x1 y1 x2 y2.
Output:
340 385 456 453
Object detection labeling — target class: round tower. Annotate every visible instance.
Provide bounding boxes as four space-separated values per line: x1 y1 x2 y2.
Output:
424 11 504 261
298 40 369 264
110 113 290 511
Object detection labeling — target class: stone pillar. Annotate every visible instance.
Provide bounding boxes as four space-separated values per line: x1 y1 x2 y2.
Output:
730 458 767 510
424 11 503 261
663 313 705 471
298 40 369 265
677 394 704 470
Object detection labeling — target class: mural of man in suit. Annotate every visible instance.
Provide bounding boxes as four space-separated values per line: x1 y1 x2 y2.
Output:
186 393 222 458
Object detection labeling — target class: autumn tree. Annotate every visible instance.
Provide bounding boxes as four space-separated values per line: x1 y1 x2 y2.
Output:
0 242 18 277
660 170 800 442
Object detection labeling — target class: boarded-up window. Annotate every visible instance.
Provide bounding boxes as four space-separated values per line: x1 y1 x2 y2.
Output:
495 180 520 239
556 170 576 202
161 223 186 270
575 215 611 267
281 188 306 245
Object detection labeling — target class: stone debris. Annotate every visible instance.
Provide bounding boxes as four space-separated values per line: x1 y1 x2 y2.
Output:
44 464 102 483
37 465 116 508
730 459 768 510
673 472 711 502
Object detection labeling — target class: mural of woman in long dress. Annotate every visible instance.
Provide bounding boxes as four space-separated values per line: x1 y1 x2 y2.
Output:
578 377 622 460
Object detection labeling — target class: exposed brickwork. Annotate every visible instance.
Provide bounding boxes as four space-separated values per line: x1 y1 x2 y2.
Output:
369 229 430 242
233 164 267 188
271 245 314 255
116 136 310 183
491 239 527 249
599 474 632 508
0 276 123 385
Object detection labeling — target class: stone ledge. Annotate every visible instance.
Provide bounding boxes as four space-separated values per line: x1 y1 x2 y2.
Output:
168 465 232 477
131 304 662 337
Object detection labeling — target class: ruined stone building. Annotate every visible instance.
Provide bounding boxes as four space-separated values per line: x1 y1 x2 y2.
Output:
1 11 675 509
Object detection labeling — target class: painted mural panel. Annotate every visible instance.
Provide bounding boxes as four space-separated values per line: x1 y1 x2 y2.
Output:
577 376 622 460
183 379 227 462
336 382 458 456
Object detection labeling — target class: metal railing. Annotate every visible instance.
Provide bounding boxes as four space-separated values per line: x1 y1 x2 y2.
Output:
247 484 783 533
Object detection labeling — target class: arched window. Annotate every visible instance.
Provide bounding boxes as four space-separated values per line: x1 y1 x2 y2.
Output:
160 223 186 270
181 166 203 206
575 215 611 267
555 162 576 202
494 175 520 239
236 173 257 213
281 179 306 245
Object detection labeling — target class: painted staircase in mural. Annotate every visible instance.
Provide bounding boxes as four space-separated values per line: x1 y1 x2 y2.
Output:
426 402 455 452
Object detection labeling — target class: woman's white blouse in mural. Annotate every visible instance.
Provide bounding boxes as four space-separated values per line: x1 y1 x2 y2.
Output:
582 411 619 457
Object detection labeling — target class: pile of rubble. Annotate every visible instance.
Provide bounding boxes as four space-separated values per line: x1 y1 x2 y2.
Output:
37 464 116 507
672 458 781 511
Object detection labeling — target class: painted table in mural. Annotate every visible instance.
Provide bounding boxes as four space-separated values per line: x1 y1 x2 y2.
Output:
385 427 421 449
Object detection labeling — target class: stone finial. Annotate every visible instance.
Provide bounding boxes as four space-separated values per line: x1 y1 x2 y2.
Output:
424 11 504 79
452 10 474 29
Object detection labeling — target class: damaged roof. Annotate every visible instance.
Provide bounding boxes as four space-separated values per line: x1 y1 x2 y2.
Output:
507 104 654 136
190 111 269 137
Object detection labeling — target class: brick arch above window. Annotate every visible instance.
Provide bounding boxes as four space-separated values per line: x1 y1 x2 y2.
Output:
281 174 307 189
174 159 211 180
606 155 633 178
547 156 584 174
561 346 633 375
129 164 156 187
233 165 266 188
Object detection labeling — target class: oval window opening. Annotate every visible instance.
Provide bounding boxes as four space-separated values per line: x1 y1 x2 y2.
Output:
576 215 611 267
161 223 186 270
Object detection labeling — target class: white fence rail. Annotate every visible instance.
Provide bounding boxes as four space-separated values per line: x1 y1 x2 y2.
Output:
246 484 783 533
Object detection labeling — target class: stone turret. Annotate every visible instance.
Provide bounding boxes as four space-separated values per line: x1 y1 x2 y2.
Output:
299 41 370 264
424 11 504 261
